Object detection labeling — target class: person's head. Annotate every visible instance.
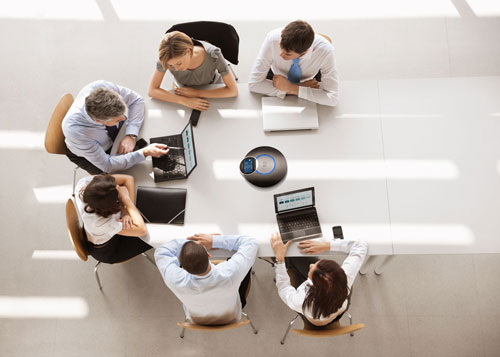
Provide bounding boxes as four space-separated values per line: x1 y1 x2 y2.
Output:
85 88 126 126
80 174 122 218
279 20 315 60
158 31 194 72
179 241 210 275
303 259 349 319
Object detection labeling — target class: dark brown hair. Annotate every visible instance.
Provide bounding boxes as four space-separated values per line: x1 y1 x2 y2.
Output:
302 259 349 319
80 174 122 218
280 20 315 54
179 241 209 275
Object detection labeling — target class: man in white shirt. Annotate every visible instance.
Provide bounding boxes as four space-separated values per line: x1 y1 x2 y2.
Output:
62 80 169 174
248 20 339 107
155 233 258 325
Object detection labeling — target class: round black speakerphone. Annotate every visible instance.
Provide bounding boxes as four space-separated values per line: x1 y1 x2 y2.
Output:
239 146 287 187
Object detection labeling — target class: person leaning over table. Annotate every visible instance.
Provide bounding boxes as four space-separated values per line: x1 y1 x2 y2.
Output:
248 20 339 107
75 173 152 264
62 80 169 175
155 233 258 325
270 233 367 328
148 31 238 112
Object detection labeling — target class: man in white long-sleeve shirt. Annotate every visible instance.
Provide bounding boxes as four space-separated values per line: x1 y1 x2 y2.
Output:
155 233 259 325
62 80 168 174
248 20 339 107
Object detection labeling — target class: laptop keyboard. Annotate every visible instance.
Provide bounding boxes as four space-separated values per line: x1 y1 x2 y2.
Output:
278 211 319 232
151 135 186 179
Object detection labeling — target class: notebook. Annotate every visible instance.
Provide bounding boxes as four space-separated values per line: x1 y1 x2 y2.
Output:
150 122 197 182
274 187 322 242
262 96 319 132
135 186 187 224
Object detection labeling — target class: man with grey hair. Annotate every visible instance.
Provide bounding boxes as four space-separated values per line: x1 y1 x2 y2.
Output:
62 80 168 174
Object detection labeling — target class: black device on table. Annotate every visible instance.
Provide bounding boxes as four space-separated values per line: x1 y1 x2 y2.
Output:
150 122 197 182
190 109 201 126
134 138 148 151
274 187 322 243
333 226 344 240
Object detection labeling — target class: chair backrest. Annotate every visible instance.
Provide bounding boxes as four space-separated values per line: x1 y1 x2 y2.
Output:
292 322 365 337
65 198 88 262
166 21 239 65
317 33 333 44
45 93 74 155
177 319 250 332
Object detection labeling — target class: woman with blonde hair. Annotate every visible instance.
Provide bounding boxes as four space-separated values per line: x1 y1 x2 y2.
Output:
148 31 238 111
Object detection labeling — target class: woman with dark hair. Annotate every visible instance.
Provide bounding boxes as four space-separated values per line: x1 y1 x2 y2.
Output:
75 174 152 264
270 233 367 328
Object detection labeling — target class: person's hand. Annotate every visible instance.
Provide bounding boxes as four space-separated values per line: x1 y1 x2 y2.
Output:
270 232 291 263
116 185 131 202
181 97 210 111
143 143 169 158
272 75 298 94
119 214 137 230
297 240 330 254
187 233 220 250
299 79 320 89
117 135 136 154
174 87 199 98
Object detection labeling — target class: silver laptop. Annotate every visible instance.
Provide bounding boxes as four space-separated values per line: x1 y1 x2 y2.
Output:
262 96 319 132
274 187 322 243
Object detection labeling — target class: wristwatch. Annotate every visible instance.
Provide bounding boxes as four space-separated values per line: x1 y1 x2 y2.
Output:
126 134 137 140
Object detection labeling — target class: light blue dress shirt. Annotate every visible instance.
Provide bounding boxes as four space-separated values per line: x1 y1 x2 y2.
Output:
155 235 259 325
62 80 145 173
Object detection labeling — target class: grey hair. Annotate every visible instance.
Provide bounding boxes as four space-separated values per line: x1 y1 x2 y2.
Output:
85 88 126 122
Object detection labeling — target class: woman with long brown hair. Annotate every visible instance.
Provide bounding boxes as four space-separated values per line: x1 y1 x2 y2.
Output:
75 174 152 263
270 233 367 327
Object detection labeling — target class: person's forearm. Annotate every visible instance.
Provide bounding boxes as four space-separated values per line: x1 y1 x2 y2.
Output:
122 198 146 234
149 88 186 106
248 80 287 99
191 86 238 98
124 178 135 203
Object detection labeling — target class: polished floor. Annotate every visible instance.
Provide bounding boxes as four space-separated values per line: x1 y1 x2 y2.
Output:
1 2 500 356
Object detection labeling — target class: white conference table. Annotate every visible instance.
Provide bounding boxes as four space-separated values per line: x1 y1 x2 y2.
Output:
115 77 500 259
115 82 392 257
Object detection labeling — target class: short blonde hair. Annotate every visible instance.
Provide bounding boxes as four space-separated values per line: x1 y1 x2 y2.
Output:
158 31 194 70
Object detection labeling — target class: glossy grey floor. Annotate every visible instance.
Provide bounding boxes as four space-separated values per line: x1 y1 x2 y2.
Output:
1 3 500 357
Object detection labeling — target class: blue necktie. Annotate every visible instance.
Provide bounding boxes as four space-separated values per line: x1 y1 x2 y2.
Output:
287 58 301 84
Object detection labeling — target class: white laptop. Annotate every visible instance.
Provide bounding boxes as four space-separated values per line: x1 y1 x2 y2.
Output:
262 96 319 132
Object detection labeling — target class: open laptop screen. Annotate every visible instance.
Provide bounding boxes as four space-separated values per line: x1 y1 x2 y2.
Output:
181 122 197 175
274 187 315 213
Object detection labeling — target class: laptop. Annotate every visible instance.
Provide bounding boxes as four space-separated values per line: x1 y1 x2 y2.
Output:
150 122 197 183
262 96 319 132
274 187 322 242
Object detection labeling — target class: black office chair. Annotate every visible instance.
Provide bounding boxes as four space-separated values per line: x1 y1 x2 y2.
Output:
166 21 240 80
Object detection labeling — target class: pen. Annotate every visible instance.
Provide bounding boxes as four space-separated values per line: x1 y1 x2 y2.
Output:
167 146 187 150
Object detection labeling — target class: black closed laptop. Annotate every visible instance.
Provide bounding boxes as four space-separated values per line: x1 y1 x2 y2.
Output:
274 187 322 243
135 186 187 225
151 122 197 183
